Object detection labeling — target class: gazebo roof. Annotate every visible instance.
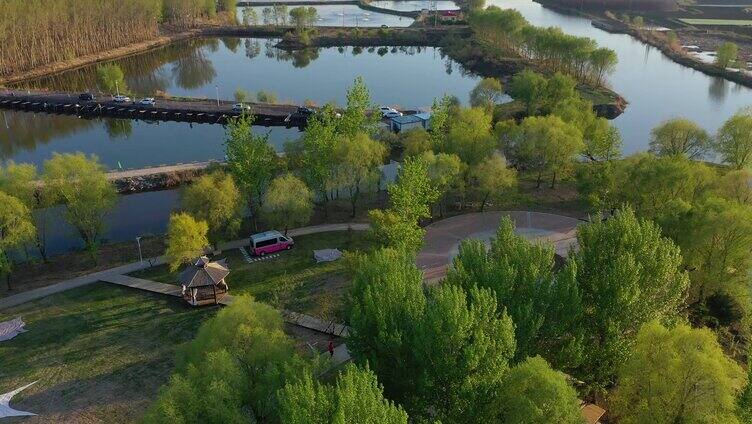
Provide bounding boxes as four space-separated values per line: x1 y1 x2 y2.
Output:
179 256 229 288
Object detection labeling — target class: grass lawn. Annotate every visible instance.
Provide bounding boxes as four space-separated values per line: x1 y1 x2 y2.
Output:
131 230 374 321
0 283 217 423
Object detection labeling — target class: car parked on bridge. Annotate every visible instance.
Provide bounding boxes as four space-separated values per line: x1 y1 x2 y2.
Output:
138 97 156 106
113 95 131 103
379 106 402 118
232 103 251 112
297 106 315 116
78 92 95 102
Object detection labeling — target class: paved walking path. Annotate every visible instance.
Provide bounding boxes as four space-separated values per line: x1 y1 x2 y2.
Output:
0 222 368 311
417 211 581 281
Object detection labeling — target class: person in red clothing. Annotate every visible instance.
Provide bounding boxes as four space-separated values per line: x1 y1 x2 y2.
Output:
327 337 335 357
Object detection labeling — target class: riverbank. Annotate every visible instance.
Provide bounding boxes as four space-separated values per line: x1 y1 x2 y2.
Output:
534 0 752 90
0 29 201 86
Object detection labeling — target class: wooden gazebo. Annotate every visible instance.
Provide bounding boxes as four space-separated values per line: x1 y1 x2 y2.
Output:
179 256 230 306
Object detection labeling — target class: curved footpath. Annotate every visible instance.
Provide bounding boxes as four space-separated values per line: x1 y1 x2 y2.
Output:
0 222 369 311
0 212 583 310
417 211 581 281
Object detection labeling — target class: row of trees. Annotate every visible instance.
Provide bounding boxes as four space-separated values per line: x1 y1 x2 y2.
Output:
468 6 618 86
165 78 387 271
0 0 231 78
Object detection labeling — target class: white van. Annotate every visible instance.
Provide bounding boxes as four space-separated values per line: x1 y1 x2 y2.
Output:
249 230 294 256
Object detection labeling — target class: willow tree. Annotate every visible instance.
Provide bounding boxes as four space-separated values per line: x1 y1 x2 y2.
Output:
43 153 117 260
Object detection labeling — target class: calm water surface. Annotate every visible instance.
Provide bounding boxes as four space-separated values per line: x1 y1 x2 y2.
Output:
494 0 752 152
7 38 477 169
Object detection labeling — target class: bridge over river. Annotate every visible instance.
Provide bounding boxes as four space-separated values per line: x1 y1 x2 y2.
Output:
0 89 309 127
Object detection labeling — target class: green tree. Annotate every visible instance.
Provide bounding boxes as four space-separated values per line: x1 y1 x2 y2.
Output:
552 97 622 162
96 63 126 94
614 153 716 219
278 364 409 424
261 174 313 235
660 197 752 308
334 132 386 217
234 88 251 103
469 77 504 109
289 6 317 30
445 217 584 370
574 208 688 386
368 157 439 254
347 249 426 409
716 111 752 169
338 77 379 137
737 348 752 423
0 192 35 290
181 171 242 246
508 69 547 114
415 284 516 423
715 169 752 205
428 95 454 148
421 151 465 217
257 90 278 103
224 112 278 224
0 161 52 261
401 128 432 157
43 153 116 259
471 152 517 211
514 115 584 187
442 107 496 166
632 15 644 28
716 42 739 68
589 47 618 86
348 249 517 422
649 118 711 159
575 161 619 214
300 105 339 205
146 296 302 423
611 321 746 424
498 356 584 424
165 212 209 273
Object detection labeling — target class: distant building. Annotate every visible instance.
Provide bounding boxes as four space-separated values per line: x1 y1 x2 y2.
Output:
390 112 431 132
440 10 462 22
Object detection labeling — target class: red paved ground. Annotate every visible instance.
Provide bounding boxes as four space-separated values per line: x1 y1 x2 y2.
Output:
417 211 582 281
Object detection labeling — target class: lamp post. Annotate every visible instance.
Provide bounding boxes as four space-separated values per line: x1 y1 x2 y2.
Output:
136 236 143 264
215 85 220 107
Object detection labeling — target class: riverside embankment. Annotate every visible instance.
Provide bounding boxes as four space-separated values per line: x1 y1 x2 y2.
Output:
534 0 752 90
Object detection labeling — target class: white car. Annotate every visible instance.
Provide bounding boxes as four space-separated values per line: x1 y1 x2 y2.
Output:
113 95 131 103
379 106 402 117
138 97 156 106
232 103 251 112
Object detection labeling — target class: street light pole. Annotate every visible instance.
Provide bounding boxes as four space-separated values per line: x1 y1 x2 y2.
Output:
136 236 143 263
215 85 220 107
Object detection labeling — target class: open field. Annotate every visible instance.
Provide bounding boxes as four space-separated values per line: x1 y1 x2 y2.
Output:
680 18 752 25
131 231 374 321
0 283 216 423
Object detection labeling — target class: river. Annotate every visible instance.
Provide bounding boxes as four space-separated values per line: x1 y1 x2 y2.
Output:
4 0 752 255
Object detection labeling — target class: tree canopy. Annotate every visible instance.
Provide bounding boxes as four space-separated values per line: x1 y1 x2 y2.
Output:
261 174 314 234
611 321 746 424
165 213 209 272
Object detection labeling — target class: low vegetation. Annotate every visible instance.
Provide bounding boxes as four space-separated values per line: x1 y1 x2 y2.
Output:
0 283 216 422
